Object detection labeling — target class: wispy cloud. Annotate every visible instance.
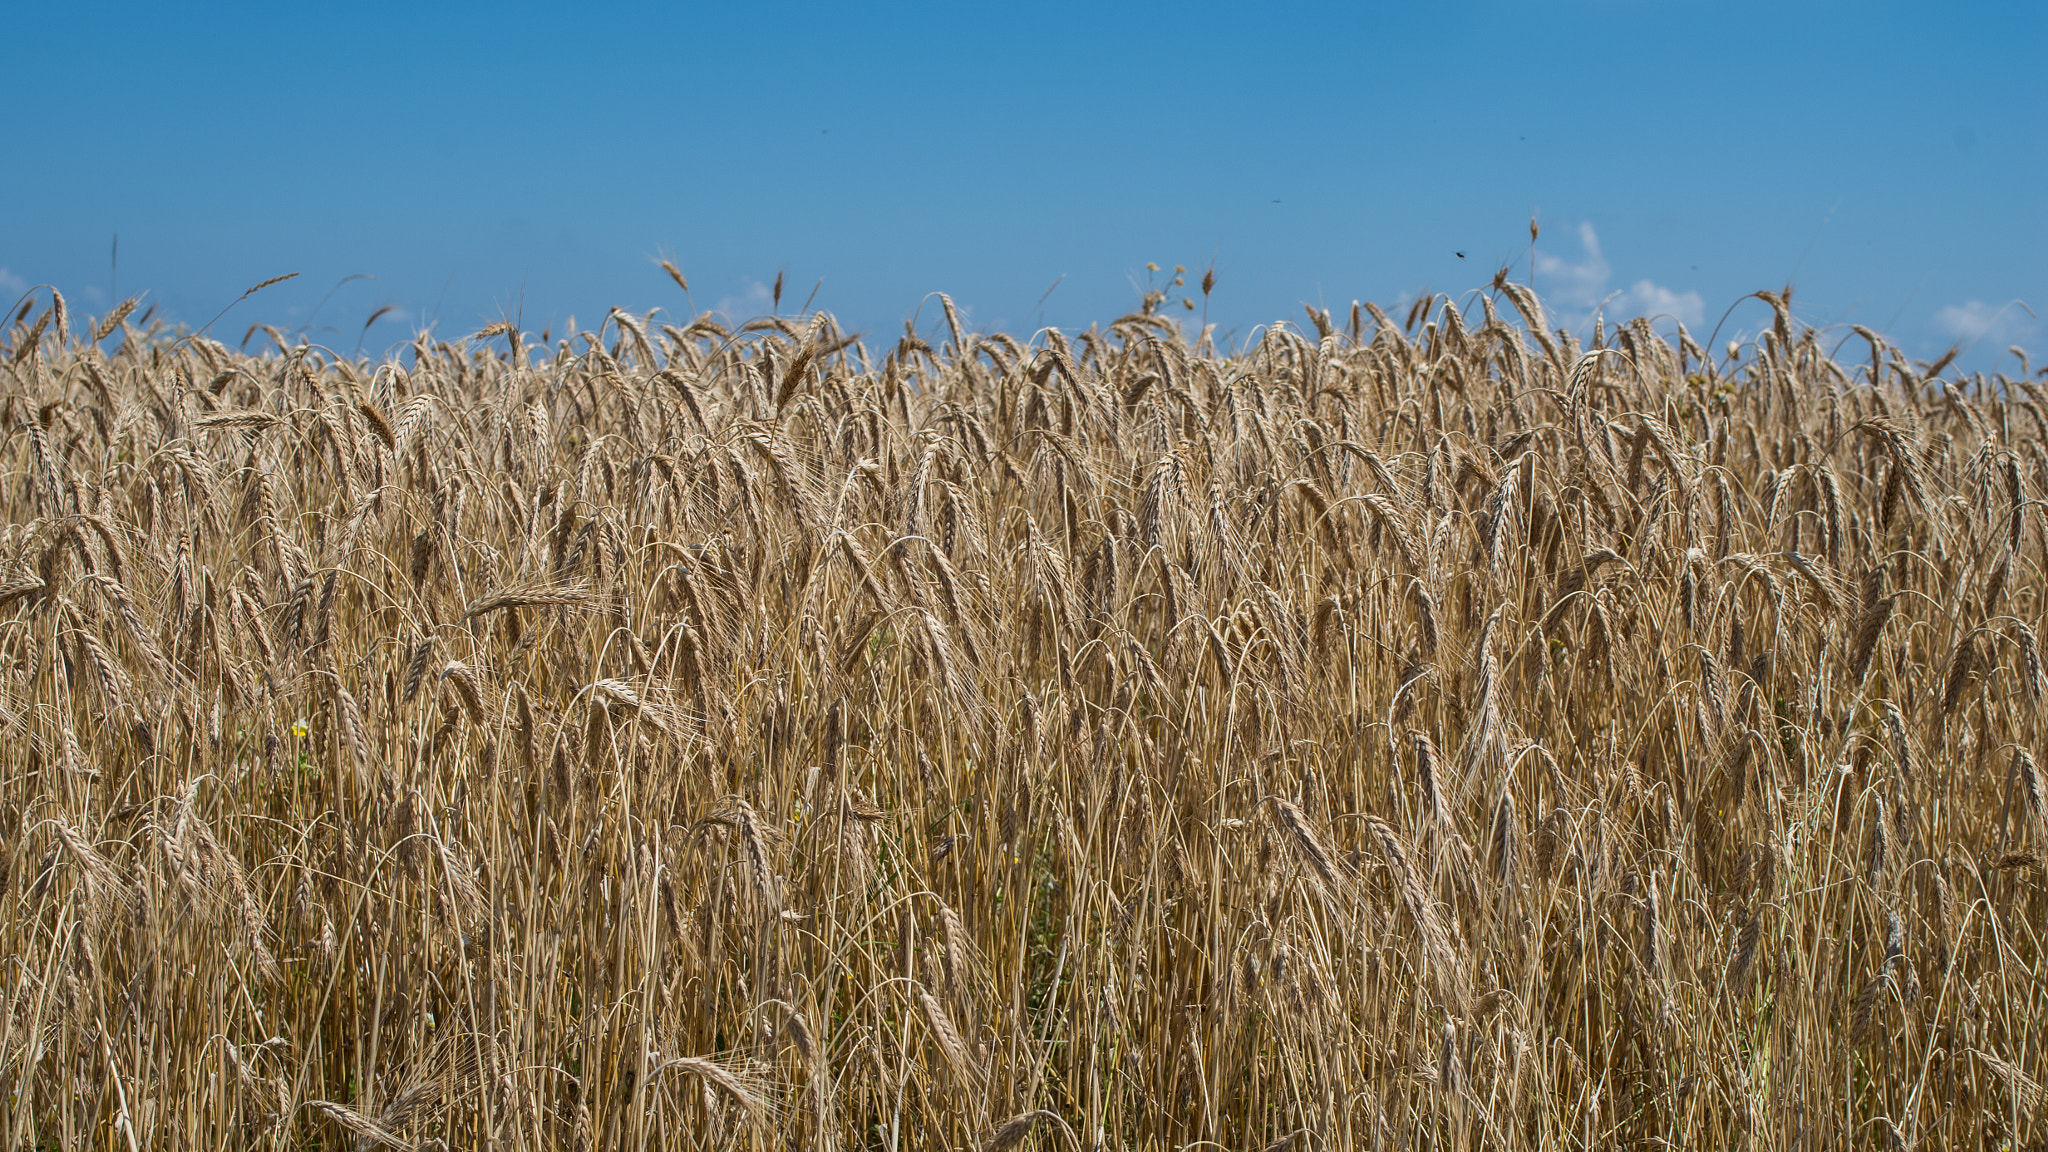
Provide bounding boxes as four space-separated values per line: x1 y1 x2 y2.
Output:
715 278 774 319
0 268 26 300
1609 279 1706 331
1533 222 1613 315
1932 299 2035 346
1532 222 1704 333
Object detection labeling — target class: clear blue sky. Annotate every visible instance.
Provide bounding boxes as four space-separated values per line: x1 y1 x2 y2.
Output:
4 1 2042 368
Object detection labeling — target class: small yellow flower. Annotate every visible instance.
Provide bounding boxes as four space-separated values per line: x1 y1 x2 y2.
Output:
291 717 310 740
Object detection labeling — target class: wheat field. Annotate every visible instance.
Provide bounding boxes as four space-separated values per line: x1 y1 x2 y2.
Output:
0 278 2043 1151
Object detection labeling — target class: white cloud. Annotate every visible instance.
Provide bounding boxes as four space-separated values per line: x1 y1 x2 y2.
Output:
1530 221 1703 334
0 268 25 299
1933 299 2034 345
1533 222 1613 314
714 278 774 319
1611 279 1706 330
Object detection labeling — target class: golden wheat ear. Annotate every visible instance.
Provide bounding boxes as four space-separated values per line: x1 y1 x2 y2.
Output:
10 279 2042 1150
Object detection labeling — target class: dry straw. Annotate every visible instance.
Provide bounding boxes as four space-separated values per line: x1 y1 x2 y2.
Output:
1 284 2041 1150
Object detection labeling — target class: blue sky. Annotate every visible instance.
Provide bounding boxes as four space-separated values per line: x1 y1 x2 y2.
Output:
3 1 2041 368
